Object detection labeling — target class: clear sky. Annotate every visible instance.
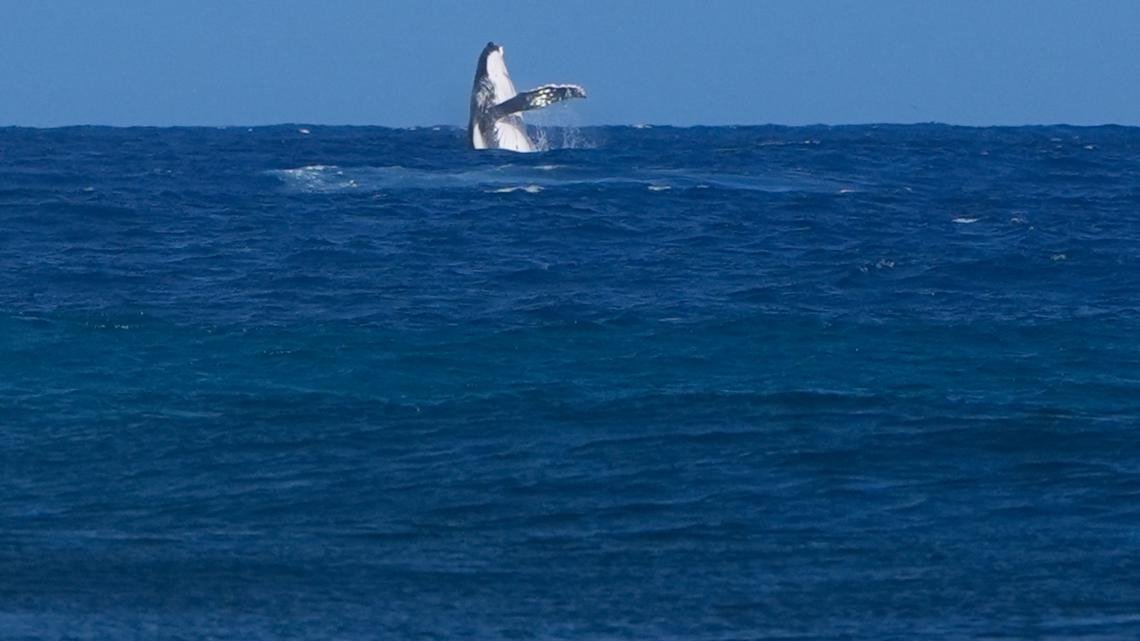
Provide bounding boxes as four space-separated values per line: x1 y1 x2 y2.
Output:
1 0 1138 127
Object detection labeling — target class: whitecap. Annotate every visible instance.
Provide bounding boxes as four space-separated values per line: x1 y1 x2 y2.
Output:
490 185 543 194
647 184 671 192
269 165 353 192
953 217 979 224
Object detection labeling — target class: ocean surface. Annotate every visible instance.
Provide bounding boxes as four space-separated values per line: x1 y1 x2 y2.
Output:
1 124 1139 640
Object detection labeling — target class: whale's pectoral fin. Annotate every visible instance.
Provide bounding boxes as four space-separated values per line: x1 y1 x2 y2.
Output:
492 84 587 118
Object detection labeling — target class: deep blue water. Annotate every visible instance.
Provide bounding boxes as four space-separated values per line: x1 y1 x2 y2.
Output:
2 124 1139 640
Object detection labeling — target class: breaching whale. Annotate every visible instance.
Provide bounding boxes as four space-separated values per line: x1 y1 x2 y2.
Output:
468 42 586 152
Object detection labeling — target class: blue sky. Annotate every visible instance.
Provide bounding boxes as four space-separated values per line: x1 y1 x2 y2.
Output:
1 0 1138 127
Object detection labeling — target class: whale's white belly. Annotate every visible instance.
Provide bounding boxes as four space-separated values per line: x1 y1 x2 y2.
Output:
493 118 535 153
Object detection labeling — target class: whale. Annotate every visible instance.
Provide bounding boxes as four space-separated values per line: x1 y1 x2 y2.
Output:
468 42 586 152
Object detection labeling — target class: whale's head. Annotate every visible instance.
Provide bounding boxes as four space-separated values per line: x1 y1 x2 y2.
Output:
478 42 507 80
475 41 516 102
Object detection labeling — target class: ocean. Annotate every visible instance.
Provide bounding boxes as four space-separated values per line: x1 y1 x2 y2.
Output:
1 124 1138 640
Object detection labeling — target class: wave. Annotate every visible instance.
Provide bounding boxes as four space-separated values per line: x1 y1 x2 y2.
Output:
267 163 845 195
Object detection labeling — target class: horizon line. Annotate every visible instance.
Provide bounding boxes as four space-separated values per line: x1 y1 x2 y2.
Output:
3 121 1139 131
